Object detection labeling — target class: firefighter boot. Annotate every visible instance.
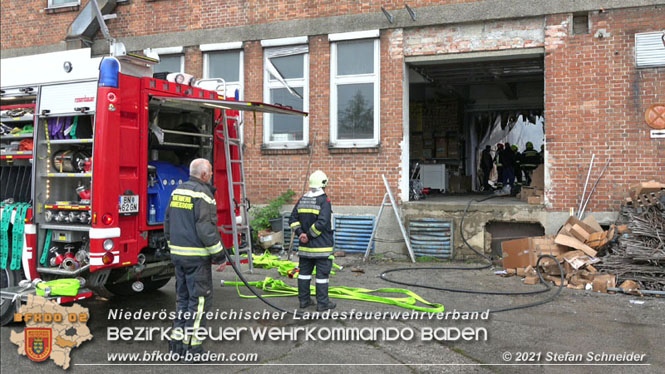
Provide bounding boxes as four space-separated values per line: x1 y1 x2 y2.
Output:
316 281 336 312
185 344 207 363
168 340 185 360
298 278 314 308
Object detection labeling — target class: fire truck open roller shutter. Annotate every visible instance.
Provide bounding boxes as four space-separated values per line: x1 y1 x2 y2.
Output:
150 96 308 117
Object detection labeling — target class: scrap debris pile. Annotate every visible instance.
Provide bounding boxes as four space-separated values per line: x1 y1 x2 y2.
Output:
595 181 665 291
499 180 665 295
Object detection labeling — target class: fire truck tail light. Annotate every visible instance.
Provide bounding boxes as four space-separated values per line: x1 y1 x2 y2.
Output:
102 252 114 265
103 239 114 251
102 214 113 225
99 58 119 88
107 92 117 102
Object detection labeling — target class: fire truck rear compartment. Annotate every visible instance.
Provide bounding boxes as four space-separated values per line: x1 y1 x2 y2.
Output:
147 99 214 225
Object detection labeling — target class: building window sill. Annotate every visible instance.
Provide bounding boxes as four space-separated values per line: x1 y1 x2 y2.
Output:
328 143 381 154
261 145 310 155
45 5 79 14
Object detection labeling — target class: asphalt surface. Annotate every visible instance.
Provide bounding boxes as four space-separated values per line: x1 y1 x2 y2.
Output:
2 254 664 374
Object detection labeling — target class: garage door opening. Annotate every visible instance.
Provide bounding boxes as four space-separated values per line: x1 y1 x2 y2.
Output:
407 52 544 203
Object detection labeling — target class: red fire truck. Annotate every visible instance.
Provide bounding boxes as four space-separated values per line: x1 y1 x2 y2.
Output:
0 48 305 325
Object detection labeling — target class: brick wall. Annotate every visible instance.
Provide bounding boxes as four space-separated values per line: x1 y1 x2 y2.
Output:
242 32 404 206
0 0 480 50
544 7 665 212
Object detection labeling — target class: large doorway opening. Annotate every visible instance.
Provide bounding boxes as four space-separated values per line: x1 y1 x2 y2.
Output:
407 51 545 202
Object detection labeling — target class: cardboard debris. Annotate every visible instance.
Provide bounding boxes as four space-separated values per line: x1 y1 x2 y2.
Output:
523 276 539 285
618 280 641 295
555 233 598 257
528 195 544 205
518 186 544 203
258 230 283 249
531 165 544 189
586 231 607 248
501 239 536 269
561 216 597 236
501 236 567 268
592 274 616 293
617 224 630 234
570 224 591 242
582 215 604 233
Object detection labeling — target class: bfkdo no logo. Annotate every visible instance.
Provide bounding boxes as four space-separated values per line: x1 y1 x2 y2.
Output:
25 328 53 362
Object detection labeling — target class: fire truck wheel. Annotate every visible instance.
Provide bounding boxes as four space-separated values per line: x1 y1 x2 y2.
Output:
0 268 22 326
103 277 172 296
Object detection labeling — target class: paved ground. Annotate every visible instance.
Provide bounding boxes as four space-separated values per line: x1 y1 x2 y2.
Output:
2 254 664 374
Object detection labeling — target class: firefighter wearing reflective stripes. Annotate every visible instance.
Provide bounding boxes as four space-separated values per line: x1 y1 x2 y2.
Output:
522 142 541 186
288 170 336 311
164 159 225 359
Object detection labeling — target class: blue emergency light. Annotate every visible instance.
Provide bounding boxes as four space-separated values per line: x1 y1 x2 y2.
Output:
99 58 120 88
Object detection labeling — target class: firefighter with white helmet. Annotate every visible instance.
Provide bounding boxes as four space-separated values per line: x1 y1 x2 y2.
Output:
288 170 336 311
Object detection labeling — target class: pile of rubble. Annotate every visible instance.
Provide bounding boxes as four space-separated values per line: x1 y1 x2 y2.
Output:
499 180 665 295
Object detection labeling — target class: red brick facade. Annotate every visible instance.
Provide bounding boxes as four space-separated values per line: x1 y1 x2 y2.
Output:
242 33 404 206
544 8 665 211
1 2 663 211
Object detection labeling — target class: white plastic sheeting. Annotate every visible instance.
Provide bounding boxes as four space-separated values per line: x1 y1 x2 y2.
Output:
473 113 544 190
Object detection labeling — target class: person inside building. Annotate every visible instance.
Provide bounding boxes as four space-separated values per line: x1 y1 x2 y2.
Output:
522 141 541 186
164 158 226 360
288 170 336 312
480 145 494 191
502 142 516 190
512 144 523 191
494 143 505 189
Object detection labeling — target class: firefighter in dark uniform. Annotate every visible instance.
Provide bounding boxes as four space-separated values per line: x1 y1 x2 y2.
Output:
164 158 225 358
522 142 541 186
288 170 336 312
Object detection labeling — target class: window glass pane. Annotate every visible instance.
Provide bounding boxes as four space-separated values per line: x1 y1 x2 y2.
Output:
207 51 240 82
337 40 374 75
270 88 304 141
154 55 182 73
337 83 374 140
269 54 304 80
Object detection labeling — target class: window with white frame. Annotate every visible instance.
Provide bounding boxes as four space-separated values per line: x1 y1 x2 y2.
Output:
203 48 244 99
154 54 184 74
48 0 80 8
263 46 309 147
330 37 380 147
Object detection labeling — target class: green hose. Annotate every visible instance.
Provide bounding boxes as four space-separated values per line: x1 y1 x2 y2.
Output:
1 202 30 270
1 203 16 270
251 251 340 278
225 252 444 313
223 277 444 313
40 230 52 266
11 203 29 270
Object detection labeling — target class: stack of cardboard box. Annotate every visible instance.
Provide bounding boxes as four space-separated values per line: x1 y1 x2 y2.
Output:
517 165 544 204
500 215 622 292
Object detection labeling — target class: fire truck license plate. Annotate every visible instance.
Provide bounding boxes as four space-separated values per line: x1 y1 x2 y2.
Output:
119 195 139 215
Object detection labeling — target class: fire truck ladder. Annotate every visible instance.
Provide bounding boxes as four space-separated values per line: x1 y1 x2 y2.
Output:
218 111 253 272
